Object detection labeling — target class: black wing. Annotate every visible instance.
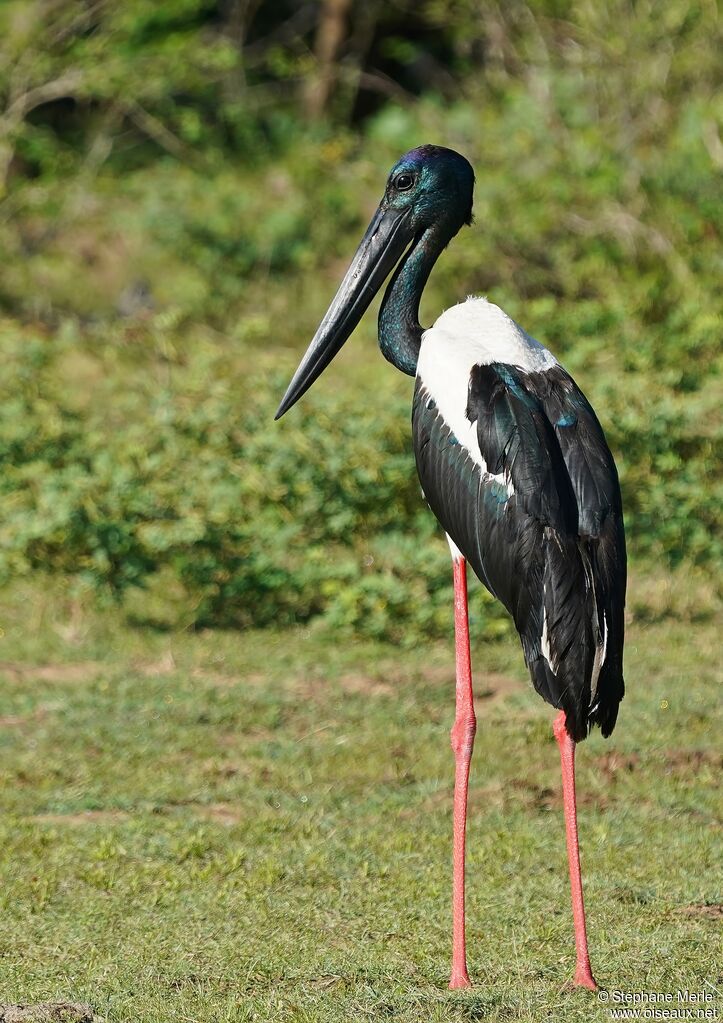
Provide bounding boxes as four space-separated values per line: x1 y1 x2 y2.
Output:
412 362 625 741
522 364 626 736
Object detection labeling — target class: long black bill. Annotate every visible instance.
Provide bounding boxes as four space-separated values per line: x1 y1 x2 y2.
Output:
275 204 414 419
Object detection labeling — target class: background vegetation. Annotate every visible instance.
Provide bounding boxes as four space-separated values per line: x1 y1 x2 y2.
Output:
0 2 720 1020
0 0 720 639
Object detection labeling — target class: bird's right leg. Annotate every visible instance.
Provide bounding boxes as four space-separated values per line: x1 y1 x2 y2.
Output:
553 710 597 990
448 544 477 989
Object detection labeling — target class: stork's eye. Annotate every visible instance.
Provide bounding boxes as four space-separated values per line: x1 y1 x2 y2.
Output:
394 172 415 191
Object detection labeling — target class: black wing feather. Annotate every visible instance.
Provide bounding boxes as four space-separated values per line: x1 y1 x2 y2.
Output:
524 366 626 736
413 361 625 741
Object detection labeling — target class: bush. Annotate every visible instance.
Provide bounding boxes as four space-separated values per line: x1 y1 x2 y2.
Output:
0 314 718 642
0 1 719 639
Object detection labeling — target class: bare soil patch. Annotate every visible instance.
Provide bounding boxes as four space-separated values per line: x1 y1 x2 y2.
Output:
0 662 101 685
333 666 522 701
679 903 723 919
192 801 244 824
31 810 129 826
135 650 176 676
593 751 641 778
0 1005 101 1023
663 749 722 771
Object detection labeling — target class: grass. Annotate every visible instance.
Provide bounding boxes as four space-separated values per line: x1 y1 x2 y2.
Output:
0 579 720 1022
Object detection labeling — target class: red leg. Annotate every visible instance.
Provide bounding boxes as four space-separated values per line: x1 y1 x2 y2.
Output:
449 555 476 989
553 710 597 990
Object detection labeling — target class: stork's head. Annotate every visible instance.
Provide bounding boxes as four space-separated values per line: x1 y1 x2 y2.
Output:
275 145 474 419
382 145 474 235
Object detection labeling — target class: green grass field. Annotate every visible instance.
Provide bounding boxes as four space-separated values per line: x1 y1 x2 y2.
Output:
0 579 719 1022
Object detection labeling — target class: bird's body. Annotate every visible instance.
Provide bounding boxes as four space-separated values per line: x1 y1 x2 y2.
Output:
276 145 626 991
414 297 625 741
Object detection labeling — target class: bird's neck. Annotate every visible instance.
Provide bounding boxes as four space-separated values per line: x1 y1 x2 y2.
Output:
378 225 446 377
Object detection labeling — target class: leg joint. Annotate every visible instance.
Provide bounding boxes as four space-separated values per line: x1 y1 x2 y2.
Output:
450 713 477 756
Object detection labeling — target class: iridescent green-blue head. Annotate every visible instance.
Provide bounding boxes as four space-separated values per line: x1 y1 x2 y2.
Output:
275 145 475 419
382 145 475 234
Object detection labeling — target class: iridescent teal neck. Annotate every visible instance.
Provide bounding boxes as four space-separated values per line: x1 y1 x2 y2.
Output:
378 226 446 377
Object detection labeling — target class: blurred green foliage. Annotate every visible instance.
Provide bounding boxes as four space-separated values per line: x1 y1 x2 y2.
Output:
0 0 720 638
0 318 506 642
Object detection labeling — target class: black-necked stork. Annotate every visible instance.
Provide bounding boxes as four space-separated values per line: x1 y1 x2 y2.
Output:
275 145 626 991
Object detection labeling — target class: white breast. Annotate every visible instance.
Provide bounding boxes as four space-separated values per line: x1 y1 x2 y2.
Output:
416 296 558 472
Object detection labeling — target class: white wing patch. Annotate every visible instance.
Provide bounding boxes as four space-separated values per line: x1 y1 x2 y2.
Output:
541 607 558 676
422 296 558 374
417 296 558 494
589 611 609 709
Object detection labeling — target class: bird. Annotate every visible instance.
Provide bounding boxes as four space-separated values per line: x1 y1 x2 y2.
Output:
275 144 626 992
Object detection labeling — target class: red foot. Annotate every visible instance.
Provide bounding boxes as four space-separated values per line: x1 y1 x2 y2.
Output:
574 964 598 991
449 967 472 989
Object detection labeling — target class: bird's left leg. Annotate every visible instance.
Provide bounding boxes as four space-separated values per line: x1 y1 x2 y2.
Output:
553 710 597 990
448 544 477 989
